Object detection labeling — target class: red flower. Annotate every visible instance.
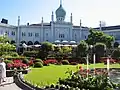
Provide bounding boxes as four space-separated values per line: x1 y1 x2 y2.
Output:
43 59 57 64
28 60 33 66
7 63 13 68
86 69 90 73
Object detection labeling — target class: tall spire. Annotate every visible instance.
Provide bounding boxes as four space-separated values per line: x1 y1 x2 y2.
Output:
60 0 62 6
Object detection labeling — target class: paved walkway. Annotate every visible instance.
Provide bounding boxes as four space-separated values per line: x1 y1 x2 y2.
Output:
0 77 22 90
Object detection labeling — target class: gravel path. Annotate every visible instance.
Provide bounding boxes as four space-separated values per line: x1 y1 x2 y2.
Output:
0 77 22 90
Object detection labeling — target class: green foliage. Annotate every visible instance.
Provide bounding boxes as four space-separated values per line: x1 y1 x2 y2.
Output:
0 34 10 43
112 49 120 60
94 43 106 61
41 42 53 52
1 52 19 58
61 60 69 65
34 62 43 68
76 40 88 57
86 28 114 48
22 59 29 65
23 51 39 57
94 43 106 52
0 35 17 56
34 59 43 64
4 59 12 64
60 46 72 55
59 69 118 90
114 42 119 48
39 42 53 59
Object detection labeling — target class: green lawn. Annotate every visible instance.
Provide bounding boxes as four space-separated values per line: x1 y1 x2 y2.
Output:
24 63 120 87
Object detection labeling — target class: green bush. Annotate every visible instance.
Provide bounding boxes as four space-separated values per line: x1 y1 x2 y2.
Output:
22 59 29 64
34 62 43 68
23 51 39 57
4 60 12 64
112 49 120 60
10 52 19 57
34 59 43 64
61 60 69 65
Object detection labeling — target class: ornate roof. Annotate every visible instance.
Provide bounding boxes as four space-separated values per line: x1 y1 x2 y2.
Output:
55 4 66 18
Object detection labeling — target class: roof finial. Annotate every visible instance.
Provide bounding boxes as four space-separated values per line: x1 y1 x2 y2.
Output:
60 0 62 6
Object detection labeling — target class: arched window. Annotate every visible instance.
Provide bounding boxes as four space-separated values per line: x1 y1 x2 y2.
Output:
20 41 26 44
34 41 40 45
11 40 16 44
27 41 33 45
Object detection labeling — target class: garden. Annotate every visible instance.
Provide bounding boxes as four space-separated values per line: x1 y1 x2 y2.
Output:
1 29 120 89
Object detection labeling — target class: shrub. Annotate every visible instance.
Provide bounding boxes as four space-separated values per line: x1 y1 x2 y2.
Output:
10 52 19 57
22 59 29 65
34 59 43 64
61 60 69 65
112 49 120 60
4 60 12 64
34 62 43 68
70 62 78 65
23 51 39 57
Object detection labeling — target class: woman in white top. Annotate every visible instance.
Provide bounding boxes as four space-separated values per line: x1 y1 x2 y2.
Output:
0 64 4 84
0 58 6 82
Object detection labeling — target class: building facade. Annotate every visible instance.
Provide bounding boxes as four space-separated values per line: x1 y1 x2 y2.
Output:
0 1 120 46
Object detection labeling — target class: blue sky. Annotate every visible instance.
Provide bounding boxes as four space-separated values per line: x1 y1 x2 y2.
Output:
0 0 120 27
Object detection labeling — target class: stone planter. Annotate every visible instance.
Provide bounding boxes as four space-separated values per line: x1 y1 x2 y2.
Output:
6 69 29 77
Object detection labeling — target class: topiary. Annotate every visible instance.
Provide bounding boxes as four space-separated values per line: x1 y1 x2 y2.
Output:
61 60 69 65
34 59 43 64
34 62 43 68
22 59 29 65
70 62 78 65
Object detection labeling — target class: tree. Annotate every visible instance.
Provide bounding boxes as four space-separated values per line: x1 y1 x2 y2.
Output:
60 46 72 56
86 28 114 48
76 40 88 57
38 42 53 59
112 49 120 60
94 43 106 62
0 35 16 56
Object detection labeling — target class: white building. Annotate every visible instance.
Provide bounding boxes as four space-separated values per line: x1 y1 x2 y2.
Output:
0 1 89 46
0 0 120 46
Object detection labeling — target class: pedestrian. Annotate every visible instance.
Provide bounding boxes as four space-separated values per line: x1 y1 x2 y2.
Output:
0 63 4 85
0 58 6 82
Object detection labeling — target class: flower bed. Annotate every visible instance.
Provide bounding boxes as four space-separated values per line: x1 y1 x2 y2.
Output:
7 59 28 70
43 59 58 65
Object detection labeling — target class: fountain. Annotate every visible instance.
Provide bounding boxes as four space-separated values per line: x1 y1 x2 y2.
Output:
86 54 89 78
93 54 96 75
107 57 110 76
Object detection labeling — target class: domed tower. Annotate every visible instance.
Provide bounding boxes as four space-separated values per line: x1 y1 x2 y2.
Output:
56 0 66 22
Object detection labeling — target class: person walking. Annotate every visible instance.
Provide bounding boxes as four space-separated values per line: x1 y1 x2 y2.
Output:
0 63 4 85
0 58 6 82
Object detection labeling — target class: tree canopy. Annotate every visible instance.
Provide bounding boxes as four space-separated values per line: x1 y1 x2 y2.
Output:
86 28 114 48
76 40 88 57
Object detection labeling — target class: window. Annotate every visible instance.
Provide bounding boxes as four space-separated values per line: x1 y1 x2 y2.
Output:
46 33 48 36
5 31 9 35
11 31 15 36
28 32 32 37
59 34 65 38
75 34 77 40
22 32 26 36
35 33 39 37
